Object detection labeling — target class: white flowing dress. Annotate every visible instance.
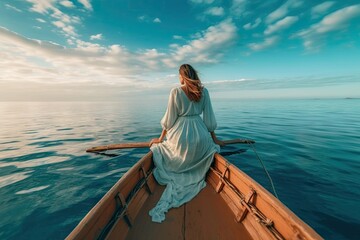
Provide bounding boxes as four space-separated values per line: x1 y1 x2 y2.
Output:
149 86 220 223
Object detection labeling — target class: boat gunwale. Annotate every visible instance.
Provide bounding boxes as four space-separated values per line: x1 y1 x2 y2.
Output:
212 153 323 239
66 152 153 240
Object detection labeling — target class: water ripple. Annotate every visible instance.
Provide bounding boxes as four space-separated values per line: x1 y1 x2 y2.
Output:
0 100 359 240
0 156 71 168
0 171 33 189
16 185 50 195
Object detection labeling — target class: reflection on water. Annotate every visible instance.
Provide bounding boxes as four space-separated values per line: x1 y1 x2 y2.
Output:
0 171 33 189
16 185 50 195
0 156 71 168
0 99 359 239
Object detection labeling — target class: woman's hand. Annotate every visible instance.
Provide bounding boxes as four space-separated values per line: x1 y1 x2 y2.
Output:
210 131 225 147
150 129 167 146
214 139 226 147
149 138 163 146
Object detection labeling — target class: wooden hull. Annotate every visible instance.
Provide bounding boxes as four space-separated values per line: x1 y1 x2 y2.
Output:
67 152 322 240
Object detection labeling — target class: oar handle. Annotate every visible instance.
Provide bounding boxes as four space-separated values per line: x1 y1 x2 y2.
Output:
86 142 150 152
223 139 255 145
86 139 255 152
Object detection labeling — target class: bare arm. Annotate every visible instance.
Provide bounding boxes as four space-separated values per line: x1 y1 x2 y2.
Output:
149 129 167 146
210 131 225 146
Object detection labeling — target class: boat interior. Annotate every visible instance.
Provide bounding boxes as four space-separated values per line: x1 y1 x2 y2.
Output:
67 152 322 240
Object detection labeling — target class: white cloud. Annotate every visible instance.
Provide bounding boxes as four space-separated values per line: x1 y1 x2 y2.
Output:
77 0 93 11
189 0 214 4
26 0 89 39
138 49 166 69
52 20 77 36
248 36 279 51
52 20 65 28
173 35 183 40
72 16 81 24
138 15 146 21
169 43 179 48
60 0 75 8
163 19 237 67
230 0 248 16
142 49 165 58
207 78 253 84
26 0 56 14
243 18 261 30
264 16 298 35
205 7 225 16
108 44 124 54
0 27 136 87
266 0 303 24
311 1 335 19
90 33 103 40
51 8 79 24
294 4 360 50
138 16 161 23
67 39 75 45
5 4 22 12
204 75 360 99
75 39 104 53
0 19 238 94
36 18 46 23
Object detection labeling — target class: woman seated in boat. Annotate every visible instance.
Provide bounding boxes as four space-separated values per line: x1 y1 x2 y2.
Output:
149 63 224 223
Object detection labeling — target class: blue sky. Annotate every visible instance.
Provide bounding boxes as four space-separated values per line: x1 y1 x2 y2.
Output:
0 0 359 100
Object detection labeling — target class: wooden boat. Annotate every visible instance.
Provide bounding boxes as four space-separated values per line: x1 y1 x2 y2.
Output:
67 152 322 240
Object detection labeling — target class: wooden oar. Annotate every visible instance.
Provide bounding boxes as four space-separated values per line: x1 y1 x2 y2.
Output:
86 142 149 152
86 139 255 153
223 139 255 145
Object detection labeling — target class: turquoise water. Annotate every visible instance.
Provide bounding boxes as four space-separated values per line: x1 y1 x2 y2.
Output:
0 99 359 239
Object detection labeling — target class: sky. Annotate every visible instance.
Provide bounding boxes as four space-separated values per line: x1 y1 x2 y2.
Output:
0 0 359 101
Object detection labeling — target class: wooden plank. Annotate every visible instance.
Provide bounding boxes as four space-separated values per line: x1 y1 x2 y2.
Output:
105 175 157 239
125 184 184 240
185 184 252 240
104 219 130 240
206 169 271 240
212 156 287 238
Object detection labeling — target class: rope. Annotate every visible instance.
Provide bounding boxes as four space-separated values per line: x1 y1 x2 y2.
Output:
246 141 279 199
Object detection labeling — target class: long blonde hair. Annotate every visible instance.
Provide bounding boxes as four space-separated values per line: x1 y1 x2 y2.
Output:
179 64 203 102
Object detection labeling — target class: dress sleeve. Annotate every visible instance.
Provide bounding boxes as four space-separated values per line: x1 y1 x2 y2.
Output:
202 88 217 132
160 88 178 130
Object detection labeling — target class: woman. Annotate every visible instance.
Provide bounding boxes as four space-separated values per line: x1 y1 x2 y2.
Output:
149 64 224 223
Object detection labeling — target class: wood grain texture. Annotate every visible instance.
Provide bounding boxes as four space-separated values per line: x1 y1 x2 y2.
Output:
185 184 252 240
211 153 323 240
67 152 322 240
126 185 184 240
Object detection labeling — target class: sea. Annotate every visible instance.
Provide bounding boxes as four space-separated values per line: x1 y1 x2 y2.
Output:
0 98 359 240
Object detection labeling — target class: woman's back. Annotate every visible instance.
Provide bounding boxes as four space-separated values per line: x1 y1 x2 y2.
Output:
148 64 221 223
176 86 205 116
161 87 217 133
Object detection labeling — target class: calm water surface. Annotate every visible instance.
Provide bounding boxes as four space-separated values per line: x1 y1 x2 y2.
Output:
0 99 359 239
